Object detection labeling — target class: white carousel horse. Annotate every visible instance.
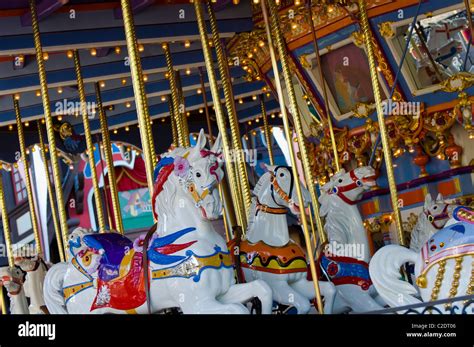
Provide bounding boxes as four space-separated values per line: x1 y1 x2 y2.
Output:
14 254 49 314
44 129 273 314
0 266 29 314
409 193 457 253
239 164 336 314
318 166 385 313
369 206 474 313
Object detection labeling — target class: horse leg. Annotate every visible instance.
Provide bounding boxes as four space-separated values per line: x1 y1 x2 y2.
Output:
180 297 250 314
339 285 384 312
290 279 336 314
271 281 312 314
217 280 273 314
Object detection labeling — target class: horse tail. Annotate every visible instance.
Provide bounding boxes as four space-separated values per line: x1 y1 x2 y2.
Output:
43 262 69 314
369 245 421 308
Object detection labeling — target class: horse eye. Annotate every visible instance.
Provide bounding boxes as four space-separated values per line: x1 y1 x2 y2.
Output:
433 206 437 210
279 172 284 177
338 179 343 183
196 172 201 178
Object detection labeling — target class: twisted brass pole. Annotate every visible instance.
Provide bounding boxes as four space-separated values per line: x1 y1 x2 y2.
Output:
14 99 42 256
260 95 274 165
96 83 124 234
175 70 190 146
0 167 14 268
194 0 246 230
358 0 404 245
263 0 324 313
168 97 179 146
198 68 214 141
207 0 251 225
29 0 70 255
163 43 186 147
73 51 106 232
307 0 340 172
121 0 157 196
37 122 65 262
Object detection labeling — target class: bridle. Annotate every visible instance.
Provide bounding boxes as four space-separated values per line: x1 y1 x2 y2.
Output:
256 166 294 215
424 203 450 229
328 170 367 206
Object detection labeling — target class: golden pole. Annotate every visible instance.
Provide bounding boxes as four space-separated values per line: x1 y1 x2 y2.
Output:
307 0 340 172
13 99 43 256
260 95 274 165
198 68 214 141
72 51 106 232
207 0 252 224
163 43 186 147
358 0 404 245
121 0 157 195
29 0 70 256
0 288 6 315
168 98 179 146
37 122 65 262
263 0 324 313
175 70 190 146
96 83 124 234
194 0 246 230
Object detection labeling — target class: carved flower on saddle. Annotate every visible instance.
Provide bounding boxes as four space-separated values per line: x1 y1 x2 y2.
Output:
173 156 190 179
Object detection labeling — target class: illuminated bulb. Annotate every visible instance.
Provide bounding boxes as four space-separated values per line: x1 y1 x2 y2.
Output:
247 52 253 59
99 81 106 88
125 102 131 108
8 125 13 131
291 22 297 30
377 66 382 72
36 90 41 97
67 50 73 59
108 105 114 111
43 52 49 60
238 98 243 104
143 75 148 82
24 122 29 127
125 126 130 132
57 115 63 121
469 131 474 140
197 88 202 94
258 40 265 47
252 95 257 100
185 68 191 75
278 113 283 118
271 113 275 118
26 149 30 155
184 40 191 48
14 93 20 100
69 164 74 171
248 120 252 125
252 0 259 3
57 87 63 94
244 135 249 140
138 44 145 52
199 108 204 114
266 92 271 97
41 119 45 124
161 95 167 102
252 131 257 136
150 120 153 125
294 0 300 4
121 78 127 86
165 72 170 79
255 118 260 123
90 48 97 56
161 118 165 123
115 46 121 55
113 129 118 134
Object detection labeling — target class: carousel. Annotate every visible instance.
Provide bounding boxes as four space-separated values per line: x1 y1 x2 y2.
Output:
0 0 472 315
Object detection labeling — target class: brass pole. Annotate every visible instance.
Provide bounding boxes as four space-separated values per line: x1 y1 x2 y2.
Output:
168 97 179 146
0 288 6 315
37 122 65 262
13 99 42 256
307 0 340 172
198 68 214 141
72 51 106 232
163 43 186 147
358 0 404 245
260 95 274 165
194 0 246 230
264 0 324 313
175 70 190 146
29 0 70 255
207 0 252 224
96 83 124 234
120 0 157 196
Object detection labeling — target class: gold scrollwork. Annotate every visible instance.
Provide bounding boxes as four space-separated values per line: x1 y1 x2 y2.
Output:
440 72 474 93
378 21 395 38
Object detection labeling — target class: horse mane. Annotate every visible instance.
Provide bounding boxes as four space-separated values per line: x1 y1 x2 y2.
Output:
320 193 359 244
252 171 271 197
409 213 431 252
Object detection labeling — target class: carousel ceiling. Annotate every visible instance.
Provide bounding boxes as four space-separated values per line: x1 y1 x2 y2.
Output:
0 0 281 136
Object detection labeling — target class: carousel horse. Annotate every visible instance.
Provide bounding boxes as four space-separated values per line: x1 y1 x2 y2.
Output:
43 130 273 314
369 206 474 313
0 266 29 314
409 193 457 253
318 166 385 313
14 254 49 314
239 164 336 314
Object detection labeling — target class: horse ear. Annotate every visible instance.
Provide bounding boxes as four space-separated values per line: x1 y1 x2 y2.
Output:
196 129 207 150
436 193 443 202
210 132 222 154
263 163 276 173
424 194 433 209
